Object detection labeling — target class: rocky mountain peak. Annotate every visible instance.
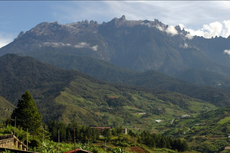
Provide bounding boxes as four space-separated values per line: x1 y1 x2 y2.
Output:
15 31 25 40
27 21 63 36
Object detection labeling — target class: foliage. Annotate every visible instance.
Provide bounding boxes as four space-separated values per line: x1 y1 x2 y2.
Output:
18 47 230 107
0 96 15 123
163 106 230 152
47 121 190 152
11 91 42 135
0 54 219 131
137 130 189 152
47 121 99 144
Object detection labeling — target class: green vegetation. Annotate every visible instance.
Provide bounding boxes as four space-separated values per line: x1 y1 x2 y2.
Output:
0 54 217 132
174 68 230 89
163 106 230 152
20 50 230 107
1 54 230 152
2 17 230 153
0 96 15 123
11 91 42 134
0 123 191 153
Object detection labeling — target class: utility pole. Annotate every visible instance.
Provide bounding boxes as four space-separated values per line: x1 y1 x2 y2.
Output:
58 129 60 153
43 128 44 144
14 116 16 135
105 140 106 153
5 109 10 127
27 128 28 151
74 128 76 153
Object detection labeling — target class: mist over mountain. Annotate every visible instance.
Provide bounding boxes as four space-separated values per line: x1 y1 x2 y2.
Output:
1 15 230 77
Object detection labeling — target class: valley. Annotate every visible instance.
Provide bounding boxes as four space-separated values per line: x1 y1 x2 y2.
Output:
1 16 230 152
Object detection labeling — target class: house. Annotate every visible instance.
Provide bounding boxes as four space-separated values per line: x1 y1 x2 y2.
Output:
90 127 110 134
225 146 230 150
65 149 92 153
155 119 162 123
181 114 191 118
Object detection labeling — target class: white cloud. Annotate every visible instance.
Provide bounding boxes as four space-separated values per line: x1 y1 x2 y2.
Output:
203 22 223 38
44 42 71 47
165 25 178 36
179 24 185 30
223 20 230 37
185 34 193 40
74 42 90 48
0 33 15 48
224 49 230 56
179 43 189 48
156 25 164 31
43 41 98 51
184 20 230 39
91 45 98 51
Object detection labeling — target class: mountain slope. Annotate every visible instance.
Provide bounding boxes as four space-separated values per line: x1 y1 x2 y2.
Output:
174 68 230 89
18 50 230 107
0 96 15 122
18 48 136 83
164 106 230 152
0 54 217 130
0 53 77 105
1 16 230 76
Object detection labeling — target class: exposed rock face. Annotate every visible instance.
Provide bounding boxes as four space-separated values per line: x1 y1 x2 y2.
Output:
1 16 230 76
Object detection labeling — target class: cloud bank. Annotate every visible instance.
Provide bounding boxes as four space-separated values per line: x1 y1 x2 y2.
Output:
165 26 178 36
43 42 98 51
224 49 230 56
181 20 230 39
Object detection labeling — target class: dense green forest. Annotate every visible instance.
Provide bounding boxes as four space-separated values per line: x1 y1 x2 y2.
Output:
19 50 230 107
0 54 217 132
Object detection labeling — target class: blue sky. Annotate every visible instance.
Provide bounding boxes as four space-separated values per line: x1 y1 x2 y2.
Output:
1 1 230 48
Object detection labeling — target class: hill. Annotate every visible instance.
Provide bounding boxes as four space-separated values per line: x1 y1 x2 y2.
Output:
0 96 15 122
164 106 230 152
173 68 230 89
18 50 230 107
18 48 136 84
0 54 217 131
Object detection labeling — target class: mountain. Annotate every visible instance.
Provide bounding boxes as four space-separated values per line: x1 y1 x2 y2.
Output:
0 54 218 131
17 50 230 107
18 49 136 83
1 16 230 76
174 68 230 89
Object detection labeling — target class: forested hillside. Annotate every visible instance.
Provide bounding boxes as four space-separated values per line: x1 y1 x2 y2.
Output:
18 50 230 107
0 54 217 132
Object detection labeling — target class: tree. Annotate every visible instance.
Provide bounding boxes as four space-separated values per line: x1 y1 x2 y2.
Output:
102 129 111 141
11 91 42 134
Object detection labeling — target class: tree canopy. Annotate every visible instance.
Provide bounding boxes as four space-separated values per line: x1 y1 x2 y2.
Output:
11 91 42 134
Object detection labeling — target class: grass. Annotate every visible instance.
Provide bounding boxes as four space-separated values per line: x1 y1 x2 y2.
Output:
217 116 230 124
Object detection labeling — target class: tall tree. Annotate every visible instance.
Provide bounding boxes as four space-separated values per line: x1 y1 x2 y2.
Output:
11 91 42 134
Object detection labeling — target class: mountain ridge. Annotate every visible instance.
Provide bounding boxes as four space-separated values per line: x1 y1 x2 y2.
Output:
16 50 230 107
1 16 230 76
